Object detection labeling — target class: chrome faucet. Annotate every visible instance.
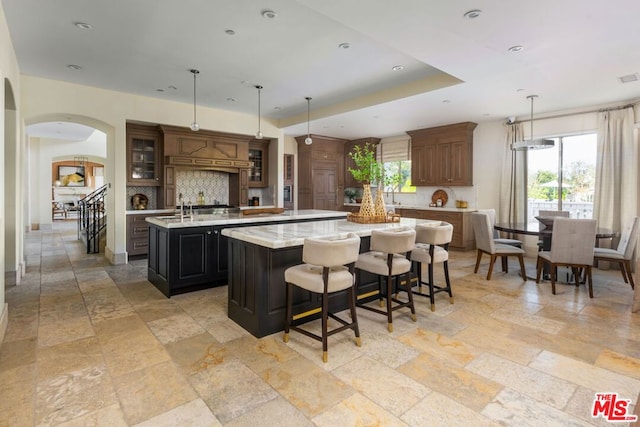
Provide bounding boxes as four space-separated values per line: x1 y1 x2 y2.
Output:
178 193 184 222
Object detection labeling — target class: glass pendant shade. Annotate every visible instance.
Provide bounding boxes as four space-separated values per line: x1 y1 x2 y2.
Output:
190 69 200 131
305 96 312 145
255 85 263 139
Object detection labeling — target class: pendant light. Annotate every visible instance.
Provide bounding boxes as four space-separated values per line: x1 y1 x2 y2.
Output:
189 69 200 131
511 95 554 151
255 85 263 139
304 97 313 145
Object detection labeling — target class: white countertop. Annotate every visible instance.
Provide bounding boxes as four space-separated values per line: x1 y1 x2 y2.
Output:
222 218 439 249
145 209 347 228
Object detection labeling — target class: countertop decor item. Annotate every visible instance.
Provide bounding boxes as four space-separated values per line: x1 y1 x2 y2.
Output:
347 142 383 218
431 189 448 207
131 193 148 210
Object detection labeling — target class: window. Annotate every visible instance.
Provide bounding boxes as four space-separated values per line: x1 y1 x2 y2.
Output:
377 137 415 193
527 133 597 218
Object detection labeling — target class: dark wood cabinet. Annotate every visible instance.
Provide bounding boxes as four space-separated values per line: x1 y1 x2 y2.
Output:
344 138 380 188
148 224 222 297
127 124 161 186
407 122 477 186
295 135 348 210
126 212 175 258
248 140 269 187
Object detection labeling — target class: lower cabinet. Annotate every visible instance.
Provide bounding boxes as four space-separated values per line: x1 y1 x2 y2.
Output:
397 208 475 250
126 212 174 258
148 224 227 297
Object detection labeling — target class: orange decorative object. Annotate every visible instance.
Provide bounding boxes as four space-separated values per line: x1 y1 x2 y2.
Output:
431 189 448 206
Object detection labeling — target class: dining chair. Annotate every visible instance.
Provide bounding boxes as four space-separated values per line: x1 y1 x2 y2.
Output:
51 201 67 220
476 209 522 247
536 210 570 251
410 221 454 311
471 212 527 280
283 233 362 363
355 226 416 332
593 216 639 290
536 217 597 297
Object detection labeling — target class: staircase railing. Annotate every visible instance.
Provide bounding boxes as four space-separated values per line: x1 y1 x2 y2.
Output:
77 184 107 253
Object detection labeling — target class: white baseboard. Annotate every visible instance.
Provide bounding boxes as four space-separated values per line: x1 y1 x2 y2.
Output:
0 303 8 346
105 246 127 265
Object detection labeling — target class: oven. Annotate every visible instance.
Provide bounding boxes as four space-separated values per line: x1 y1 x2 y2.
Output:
283 184 292 203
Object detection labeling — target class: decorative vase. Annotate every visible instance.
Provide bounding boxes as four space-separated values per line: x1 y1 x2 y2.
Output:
374 187 386 217
359 184 375 217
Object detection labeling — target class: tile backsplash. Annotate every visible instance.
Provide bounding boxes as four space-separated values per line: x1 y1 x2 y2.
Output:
127 186 156 210
175 170 229 205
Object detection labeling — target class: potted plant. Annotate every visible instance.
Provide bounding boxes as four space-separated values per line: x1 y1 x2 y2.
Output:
347 143 383 217
344 188 358 203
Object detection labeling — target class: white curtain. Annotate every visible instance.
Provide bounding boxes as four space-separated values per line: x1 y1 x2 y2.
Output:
593 107 637 233
499 123 526 224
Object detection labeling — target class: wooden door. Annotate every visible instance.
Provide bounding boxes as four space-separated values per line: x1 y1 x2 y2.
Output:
313 163 338 210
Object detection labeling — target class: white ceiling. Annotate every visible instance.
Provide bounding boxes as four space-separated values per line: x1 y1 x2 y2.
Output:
4 0 640 140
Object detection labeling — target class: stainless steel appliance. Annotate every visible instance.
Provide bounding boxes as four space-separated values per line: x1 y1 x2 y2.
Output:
283 185 292 203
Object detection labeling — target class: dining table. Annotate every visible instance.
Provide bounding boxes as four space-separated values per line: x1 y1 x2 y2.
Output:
494 221 617 281
494 221 617 251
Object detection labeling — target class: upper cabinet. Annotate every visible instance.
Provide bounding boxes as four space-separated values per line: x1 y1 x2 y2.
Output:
127 124 161 186
407 122 477 186
344 137 381 188
248 140 269 187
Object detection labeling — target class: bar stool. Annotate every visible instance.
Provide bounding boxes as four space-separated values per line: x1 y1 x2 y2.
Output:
410 221 454 311
283 232 361 363
355 226 416 332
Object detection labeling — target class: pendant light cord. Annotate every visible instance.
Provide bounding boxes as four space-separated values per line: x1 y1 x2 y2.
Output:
306 97 311 137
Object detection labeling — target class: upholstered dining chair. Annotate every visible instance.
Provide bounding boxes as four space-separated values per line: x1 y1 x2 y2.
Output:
593 216 639 290
536 217 597 297
476 209 522 248
355 226 416 332
410 221 454 311
536 210 570 251
283 232 361 363
471 212 527 280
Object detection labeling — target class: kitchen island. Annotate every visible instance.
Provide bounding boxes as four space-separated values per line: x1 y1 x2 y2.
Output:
146 210 347 297
222 217 438 337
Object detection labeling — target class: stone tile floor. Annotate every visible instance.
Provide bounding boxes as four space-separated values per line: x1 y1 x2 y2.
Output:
1 222 639 426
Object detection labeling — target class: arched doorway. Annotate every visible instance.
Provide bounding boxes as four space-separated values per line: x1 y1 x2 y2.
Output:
4 78 20 285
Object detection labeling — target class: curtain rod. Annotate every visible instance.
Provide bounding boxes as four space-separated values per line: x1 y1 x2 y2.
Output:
512 102 637 125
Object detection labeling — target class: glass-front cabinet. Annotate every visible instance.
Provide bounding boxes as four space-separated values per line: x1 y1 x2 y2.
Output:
248 140 269 187
127 124 160 186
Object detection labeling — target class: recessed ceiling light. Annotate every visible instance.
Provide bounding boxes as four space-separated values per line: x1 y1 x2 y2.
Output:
516 88 525 92
227 97 236 102
442 99 451 104
168 85 177 90
73 22 93 30
156 89 164 92
392 65 404 71
463 10 482 19
508 45 524 52
67 64 82 70
273 106 281 110
338 43 350 49
261 9 277 19
225 29 235 35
